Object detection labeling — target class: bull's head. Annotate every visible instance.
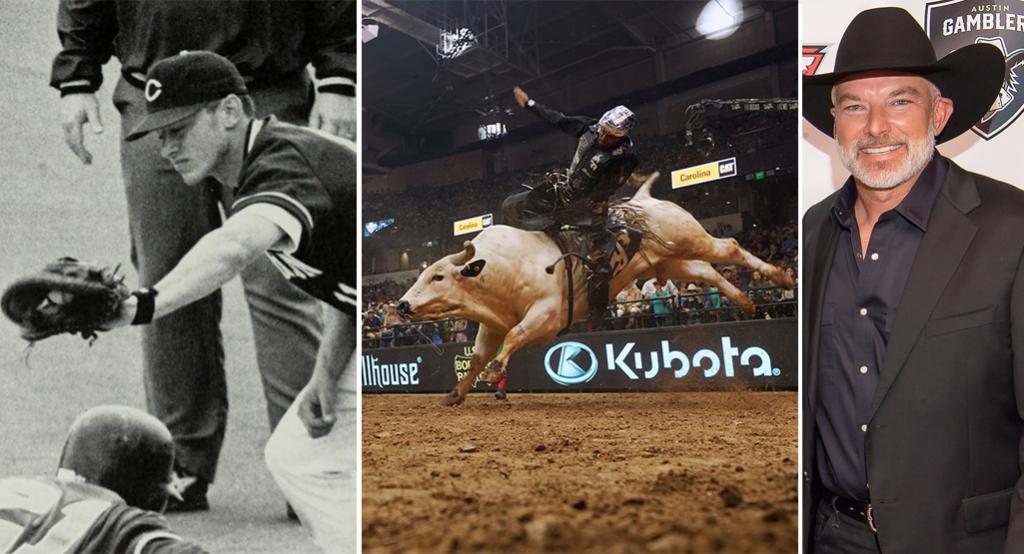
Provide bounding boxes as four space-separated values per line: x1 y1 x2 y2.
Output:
397 241 487 321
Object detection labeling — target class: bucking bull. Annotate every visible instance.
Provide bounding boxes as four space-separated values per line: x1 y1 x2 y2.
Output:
397 172 794 405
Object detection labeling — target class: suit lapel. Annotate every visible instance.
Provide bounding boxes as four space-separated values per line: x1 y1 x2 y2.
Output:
869 162 980 416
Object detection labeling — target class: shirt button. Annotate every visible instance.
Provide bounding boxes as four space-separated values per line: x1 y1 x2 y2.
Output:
859 365 868 374
870 252 879 261
859 308 867 316
860 424 868 432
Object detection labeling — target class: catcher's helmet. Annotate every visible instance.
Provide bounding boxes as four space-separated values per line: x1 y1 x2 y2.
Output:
57 405 176 512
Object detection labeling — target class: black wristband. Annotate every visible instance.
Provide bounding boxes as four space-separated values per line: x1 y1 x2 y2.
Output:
59 83 97 97
131 288 158 326
317 84 356 97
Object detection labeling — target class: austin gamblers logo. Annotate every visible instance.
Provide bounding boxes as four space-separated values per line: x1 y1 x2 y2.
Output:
926 0 1024 140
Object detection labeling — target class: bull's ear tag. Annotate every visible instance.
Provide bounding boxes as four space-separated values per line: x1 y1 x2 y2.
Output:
460 259 486 277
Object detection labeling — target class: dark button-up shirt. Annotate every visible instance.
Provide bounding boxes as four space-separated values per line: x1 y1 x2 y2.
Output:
815 156 948 501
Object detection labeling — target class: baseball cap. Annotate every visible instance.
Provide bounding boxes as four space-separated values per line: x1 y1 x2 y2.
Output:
125 51 249 142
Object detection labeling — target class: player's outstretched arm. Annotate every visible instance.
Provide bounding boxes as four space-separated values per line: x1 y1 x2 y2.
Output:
298 306 356 438
112 211 285 326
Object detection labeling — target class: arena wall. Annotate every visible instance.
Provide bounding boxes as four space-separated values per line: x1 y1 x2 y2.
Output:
362 318 797 394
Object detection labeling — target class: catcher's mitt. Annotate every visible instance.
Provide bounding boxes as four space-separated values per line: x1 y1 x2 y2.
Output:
1 258 130 343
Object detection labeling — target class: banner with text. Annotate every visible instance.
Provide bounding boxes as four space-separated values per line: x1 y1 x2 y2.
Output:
362 318 796 393
670 157 738 188
452 213 493 236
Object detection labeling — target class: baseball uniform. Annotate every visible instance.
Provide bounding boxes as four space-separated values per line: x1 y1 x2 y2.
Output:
229 115 357 553
50 0 356 492
0 476 204 554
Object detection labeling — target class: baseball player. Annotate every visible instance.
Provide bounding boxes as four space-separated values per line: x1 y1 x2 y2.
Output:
0 405 205 553
107 51 356 552
51 0 356 510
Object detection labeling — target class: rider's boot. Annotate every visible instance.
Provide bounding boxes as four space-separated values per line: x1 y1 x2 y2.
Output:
584 227 617 332
585 264 611 332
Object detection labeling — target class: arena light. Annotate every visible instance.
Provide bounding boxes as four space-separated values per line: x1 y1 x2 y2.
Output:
696 0 743 40
438 27 476 59
478 122 507 141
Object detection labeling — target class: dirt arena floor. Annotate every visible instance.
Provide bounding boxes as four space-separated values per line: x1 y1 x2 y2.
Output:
363 391 797 553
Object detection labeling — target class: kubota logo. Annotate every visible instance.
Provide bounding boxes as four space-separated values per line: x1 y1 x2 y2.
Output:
544 341 598 386
543 337 780 386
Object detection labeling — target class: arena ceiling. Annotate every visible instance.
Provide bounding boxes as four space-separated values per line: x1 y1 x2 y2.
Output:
362 0 795 171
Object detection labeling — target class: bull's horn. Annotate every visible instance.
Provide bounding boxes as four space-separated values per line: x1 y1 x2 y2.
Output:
449 241 477 265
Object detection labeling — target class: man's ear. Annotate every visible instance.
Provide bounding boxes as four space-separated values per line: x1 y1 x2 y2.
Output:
221 94 244 129
460 259 486 278
932 96 954 137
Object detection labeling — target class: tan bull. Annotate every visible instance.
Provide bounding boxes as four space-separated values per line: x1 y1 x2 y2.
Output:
397 172 794 405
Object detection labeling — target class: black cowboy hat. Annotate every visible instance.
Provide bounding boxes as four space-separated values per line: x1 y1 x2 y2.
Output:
803 7 1005 144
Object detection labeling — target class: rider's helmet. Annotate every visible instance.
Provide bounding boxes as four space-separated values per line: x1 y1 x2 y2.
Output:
57 405 177 512
596 105 635 149
598 105 636 137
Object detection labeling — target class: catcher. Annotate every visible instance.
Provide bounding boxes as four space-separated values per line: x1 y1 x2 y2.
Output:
3 51 356 553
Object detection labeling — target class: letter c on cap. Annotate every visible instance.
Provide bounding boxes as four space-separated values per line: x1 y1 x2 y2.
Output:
145 79 162 102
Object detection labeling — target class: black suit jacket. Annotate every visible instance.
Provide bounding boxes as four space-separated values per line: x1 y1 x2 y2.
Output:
802 157 1024 553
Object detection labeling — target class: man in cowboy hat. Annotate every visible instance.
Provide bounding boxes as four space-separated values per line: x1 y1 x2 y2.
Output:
802 6 1023 553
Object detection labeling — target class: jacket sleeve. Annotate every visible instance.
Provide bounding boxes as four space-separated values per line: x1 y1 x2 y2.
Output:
526 101 597 138
306 0 356 97
50 0 117 95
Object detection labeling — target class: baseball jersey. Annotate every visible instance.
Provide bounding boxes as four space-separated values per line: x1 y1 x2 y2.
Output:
0 477 204 554
232 116 357 315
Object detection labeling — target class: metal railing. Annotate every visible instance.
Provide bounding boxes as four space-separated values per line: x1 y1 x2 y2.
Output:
362 287 796 348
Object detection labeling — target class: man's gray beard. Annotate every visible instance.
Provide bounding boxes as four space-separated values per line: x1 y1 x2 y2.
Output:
837 123 936 190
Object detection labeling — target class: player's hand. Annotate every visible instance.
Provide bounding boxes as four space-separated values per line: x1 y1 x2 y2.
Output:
101 294 137 331
309 92 356 140
60 93 104 165
513 85 530 108
297 371 338 439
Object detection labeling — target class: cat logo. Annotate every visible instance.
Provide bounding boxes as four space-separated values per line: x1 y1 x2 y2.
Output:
266 251 323 280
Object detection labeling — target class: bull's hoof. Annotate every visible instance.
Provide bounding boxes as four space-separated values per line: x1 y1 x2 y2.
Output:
479 370 504 383
479 360 505 383
442 389 465 406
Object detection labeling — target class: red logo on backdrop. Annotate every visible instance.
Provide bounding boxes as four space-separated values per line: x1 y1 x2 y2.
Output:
802 45 829 76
